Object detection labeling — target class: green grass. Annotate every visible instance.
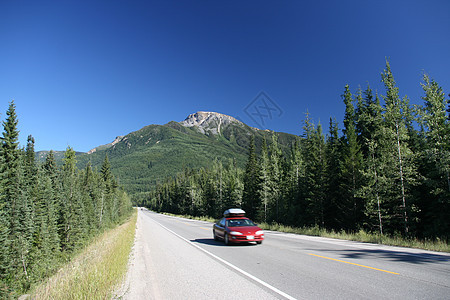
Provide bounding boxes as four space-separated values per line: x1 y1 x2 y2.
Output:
31 209 137 299
162 212 216 223
258 222 450 253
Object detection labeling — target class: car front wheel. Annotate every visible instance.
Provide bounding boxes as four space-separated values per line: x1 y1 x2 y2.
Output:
224 233 229 245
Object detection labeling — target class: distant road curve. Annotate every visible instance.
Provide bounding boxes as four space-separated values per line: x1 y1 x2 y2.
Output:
116 209 450 299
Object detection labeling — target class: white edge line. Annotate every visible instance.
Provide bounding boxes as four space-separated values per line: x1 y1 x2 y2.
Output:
154 218 297 300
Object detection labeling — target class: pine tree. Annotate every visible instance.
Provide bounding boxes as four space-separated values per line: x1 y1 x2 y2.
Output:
0 101 34 290
101 154 113 189
356 91 385 234
82 162 97 233
285 139 303 225
202 168 217 217
40 165 60 254
325 118 341 229
43 151 57 179
356 84 378 158
242 136 260 220
42 150 62 240
417 74 450 237
258 137 270 222
224 158 243 210
301 114 327 227
0 110 10 294
12 156 33 290
25 136 36 175
0 101 20 219
268 134 282 222
340 85 363 230
60 147 86 251
381 60 417 235
100 154 117 224
212 159 224 214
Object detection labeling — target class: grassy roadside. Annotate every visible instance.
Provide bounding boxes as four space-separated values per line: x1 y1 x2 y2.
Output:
258 222 449 253
162 212 449 252
162 212 216 223
30 209 137 299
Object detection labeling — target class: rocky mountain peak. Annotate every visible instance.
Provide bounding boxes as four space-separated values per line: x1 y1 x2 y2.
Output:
180 111 242 135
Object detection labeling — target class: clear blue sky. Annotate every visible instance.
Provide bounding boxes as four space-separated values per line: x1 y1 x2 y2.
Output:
1 0 449 152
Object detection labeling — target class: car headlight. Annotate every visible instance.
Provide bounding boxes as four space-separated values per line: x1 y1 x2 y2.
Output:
229 231 243 235
255 230 264 235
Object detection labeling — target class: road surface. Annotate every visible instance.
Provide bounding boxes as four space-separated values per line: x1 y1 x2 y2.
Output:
116 209 450 299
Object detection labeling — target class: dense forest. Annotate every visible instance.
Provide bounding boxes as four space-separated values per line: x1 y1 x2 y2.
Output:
142 62 449 241
0 102 133 298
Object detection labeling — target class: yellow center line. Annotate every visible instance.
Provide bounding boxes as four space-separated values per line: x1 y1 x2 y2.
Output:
308 253 400 275
177 220 210 231
177 221 192 226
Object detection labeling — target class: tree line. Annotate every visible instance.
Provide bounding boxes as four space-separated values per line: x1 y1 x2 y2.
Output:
0 102 133 297
143 61 449 241
144 158 243 218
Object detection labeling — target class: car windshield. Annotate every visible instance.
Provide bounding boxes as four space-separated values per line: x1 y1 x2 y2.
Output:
227 219 256 227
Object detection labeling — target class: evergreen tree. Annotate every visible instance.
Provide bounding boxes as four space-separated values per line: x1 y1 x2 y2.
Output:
29 165 59 281
284 139 303 225
356 92 385 234
325 118 341 229
24 136 37 183
43 150 59 194
258 137 270 221
82 162 97 233
60 147 86 251
381 60 417 235
212 160 224 214
417 74 450 238
224 158 243 210
0 112 10 295
242 136 260 219
268 134 282 222
0 101 33 291
201 168 217 217
340 85 363 230
301 115 327 227
11 156 33 290
356 85 378 158
0 101 20 220
41 165 60 251
100 154 117 224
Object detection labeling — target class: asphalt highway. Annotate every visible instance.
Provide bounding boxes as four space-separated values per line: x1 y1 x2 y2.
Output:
118 209 450 299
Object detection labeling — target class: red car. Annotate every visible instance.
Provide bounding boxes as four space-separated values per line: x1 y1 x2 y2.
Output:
213 209 264 245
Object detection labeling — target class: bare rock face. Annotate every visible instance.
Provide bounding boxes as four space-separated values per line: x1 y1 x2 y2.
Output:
87 135 124 154
180 111 242 135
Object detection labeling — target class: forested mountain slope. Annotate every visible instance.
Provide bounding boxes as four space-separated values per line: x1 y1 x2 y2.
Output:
73 112 298 199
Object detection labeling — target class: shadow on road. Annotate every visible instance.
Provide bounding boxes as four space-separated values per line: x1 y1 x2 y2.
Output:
315 248 450 264
191 238 257 247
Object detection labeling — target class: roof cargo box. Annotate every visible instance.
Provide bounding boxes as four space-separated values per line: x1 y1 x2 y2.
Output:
224 208 245 217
